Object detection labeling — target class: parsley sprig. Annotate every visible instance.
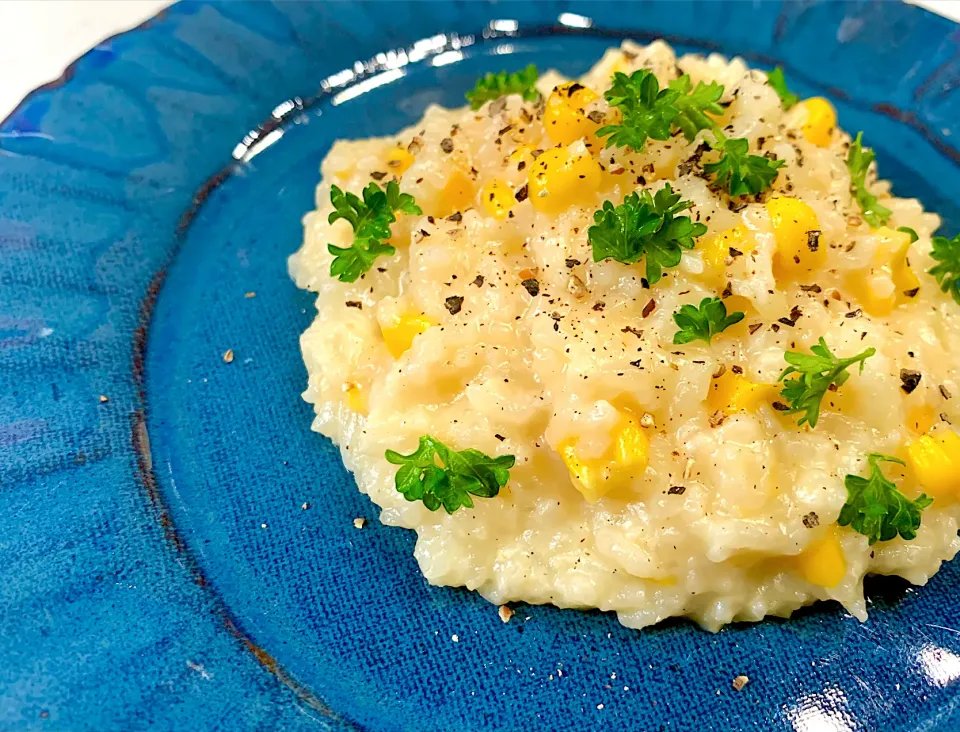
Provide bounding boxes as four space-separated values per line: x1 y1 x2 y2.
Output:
767 67 799 109
672 297 745 344
839 453 932 545
327 181 421 282
588 184 707 284
385 435 515 514
597 70 783 196
466 64 539 110
778 338 876 428
847 132 891 228
929 232 960 305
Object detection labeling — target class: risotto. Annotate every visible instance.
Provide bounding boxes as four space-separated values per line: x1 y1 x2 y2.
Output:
289 40 960 630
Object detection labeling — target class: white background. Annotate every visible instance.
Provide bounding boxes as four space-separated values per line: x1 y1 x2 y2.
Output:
0 0 958 120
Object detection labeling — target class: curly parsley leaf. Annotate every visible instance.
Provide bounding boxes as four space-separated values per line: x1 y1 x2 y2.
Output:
672 297 745 345
327 180 421 282
778 338 876 428
767 66 799 110
385 435 515 514
596 70 681 151
847 132 892 228
704 137 785 197
466 64 539 110
839 453 932 545
930 232 960 305
588 184 707 284
668 75 726 141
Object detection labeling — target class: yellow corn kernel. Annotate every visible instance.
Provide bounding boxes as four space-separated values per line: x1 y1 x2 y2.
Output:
434 170 475 218
528 147 602 214
767 197 826 279
797 529 846 588
559 417 650 503
380 313 434 359
845 226 917 316
706 371 776 416
544 83 602 146
344 384 368 414
907 405 938 436
800 97 837 147
384 146 415 175
480 178 515 220
698 224 752 290
907 431 960 500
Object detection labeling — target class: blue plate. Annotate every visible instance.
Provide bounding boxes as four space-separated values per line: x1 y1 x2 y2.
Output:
3 2 960 730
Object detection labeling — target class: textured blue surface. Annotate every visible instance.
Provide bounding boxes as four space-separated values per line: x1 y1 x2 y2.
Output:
2 1 960 730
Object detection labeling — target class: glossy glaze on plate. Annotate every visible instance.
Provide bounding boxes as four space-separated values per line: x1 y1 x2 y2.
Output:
1 2 960 731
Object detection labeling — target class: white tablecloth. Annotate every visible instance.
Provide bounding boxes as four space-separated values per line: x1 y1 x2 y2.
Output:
0 0 957 121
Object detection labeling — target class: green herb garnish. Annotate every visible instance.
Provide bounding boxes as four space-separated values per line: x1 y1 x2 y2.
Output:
327 180 421 283
466 64 539 110
385 436 515 514
767 66 799 109
597 70 783 196
930 232 960 305
588 184 707 284
839 453 932 545
898 226 919 243
847 132 891 228
672 297 745 345
778 338 876 428
703 136 785 197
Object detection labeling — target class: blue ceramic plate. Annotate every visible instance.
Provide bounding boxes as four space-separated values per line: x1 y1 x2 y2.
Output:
3 2 960 730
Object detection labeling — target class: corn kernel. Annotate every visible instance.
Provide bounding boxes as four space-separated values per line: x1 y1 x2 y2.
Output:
384 146 415 175
800 97 836 147
528 147 602 214
767 197 826 279
434 170 475 218
797 529 846 588
380 313 434 359
480 178 515 220
706 371 776 416
559 416 650 503
907 405 938 436
907 431 960 500
846 227 917 316
344 383 368 414
544 83 602 146
698 224 752 290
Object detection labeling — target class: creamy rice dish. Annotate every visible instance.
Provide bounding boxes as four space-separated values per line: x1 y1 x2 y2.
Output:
289 40 960 630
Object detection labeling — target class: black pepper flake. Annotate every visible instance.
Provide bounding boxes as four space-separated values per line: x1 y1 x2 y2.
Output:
800 284 822 293
940 385 952 400
721 282 733 299
900 369 922 394
771 323 781 332
565 82 585 97
731 365 744 375
806 230 821 252
495 434 506 442
845 309 862 319
517 161 526 171
498 124 513 136
345 301 362 309
522 278 540 297
440 138 454 153
471 275 485 287
420 229 431 237
729 248 744 258
427 216 435 224
668 485 686 495
444 296 464 315
642 299 656 318
592 301 605 312
748 323 763 335
370 171 387 181
904 287 920 298
802 511 820 528
622 326 643 338
565 258 581 268
514 184 529 202
446 211 462 223
772 401 790 411
586 110 605 124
